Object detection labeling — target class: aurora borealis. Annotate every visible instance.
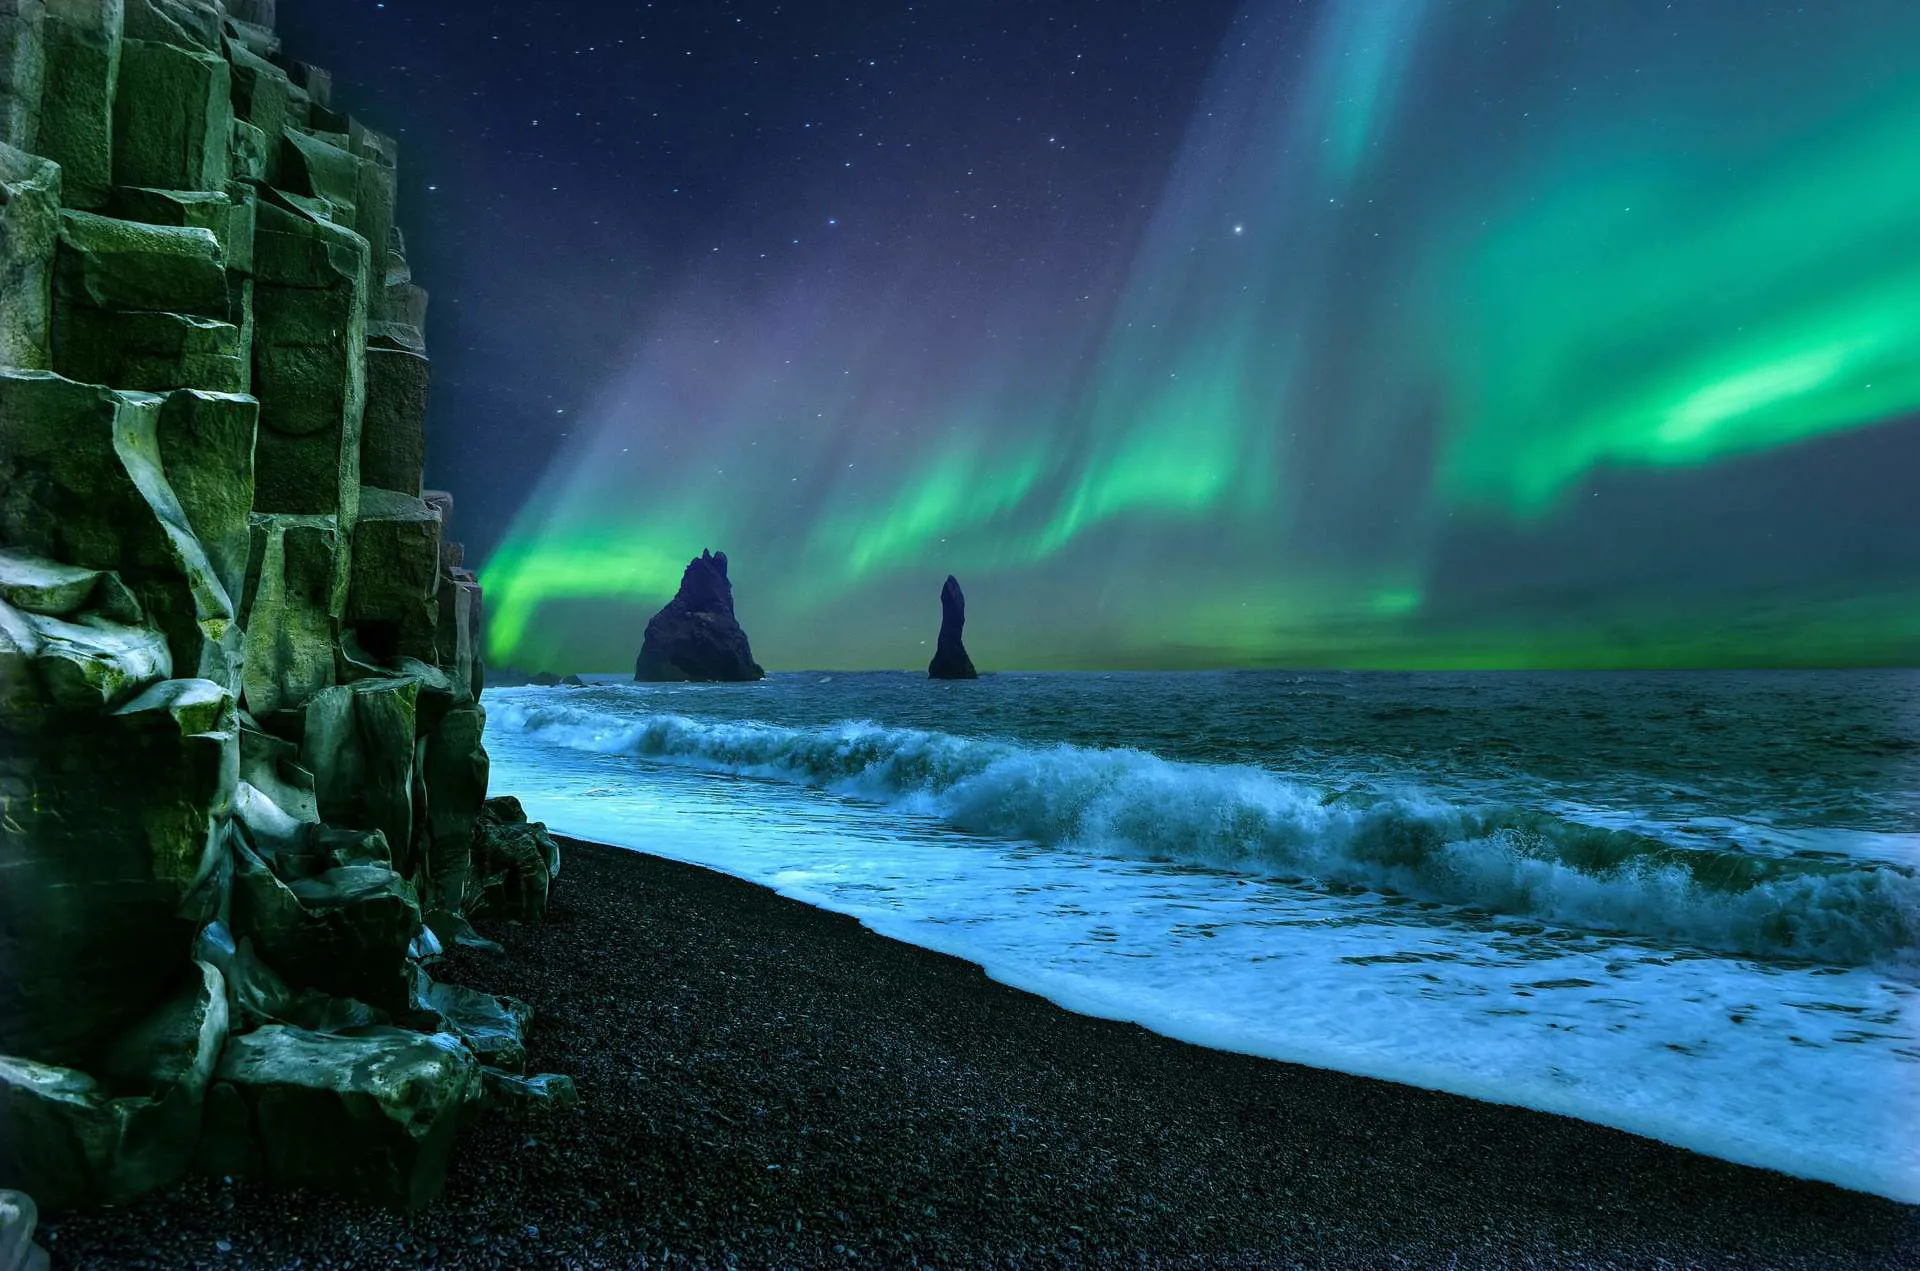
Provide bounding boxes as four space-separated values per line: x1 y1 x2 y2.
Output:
294 0 1920 672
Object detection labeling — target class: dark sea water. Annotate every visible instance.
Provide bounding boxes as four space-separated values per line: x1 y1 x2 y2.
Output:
485 669 1919 1201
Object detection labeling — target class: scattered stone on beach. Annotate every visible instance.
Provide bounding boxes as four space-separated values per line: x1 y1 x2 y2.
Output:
927 572 978 679
633 547 765 682
39 838 1920 1270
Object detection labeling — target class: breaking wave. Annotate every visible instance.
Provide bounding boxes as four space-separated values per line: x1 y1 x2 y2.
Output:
490 699 1920 969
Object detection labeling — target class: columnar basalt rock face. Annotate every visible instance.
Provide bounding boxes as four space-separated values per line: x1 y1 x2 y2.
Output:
0 0 563 1212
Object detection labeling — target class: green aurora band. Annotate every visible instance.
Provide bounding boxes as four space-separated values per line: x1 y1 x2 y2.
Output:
482 0 1920 672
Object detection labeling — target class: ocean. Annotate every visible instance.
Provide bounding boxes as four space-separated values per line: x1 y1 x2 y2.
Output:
483 669 1919 1203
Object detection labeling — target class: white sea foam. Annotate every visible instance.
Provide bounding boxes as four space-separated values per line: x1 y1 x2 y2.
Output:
484 713 1920 1204
487 698 1920 969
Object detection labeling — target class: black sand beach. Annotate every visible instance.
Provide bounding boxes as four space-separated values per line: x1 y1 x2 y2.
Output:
44 837 1920 1270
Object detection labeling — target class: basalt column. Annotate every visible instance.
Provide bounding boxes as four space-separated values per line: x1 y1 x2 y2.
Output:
0 0 568 1212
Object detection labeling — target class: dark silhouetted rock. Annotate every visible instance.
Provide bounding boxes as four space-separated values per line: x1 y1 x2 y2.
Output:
633 548 764 682
927 574 978 680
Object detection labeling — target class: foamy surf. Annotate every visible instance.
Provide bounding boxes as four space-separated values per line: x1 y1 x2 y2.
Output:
487 697 1920 969
483 671 1920 1204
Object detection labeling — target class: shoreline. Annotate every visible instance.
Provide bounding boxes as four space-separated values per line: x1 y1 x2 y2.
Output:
45 836 1920 1269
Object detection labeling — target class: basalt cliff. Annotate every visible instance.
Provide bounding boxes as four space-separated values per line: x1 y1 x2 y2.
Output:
0 0 566 1216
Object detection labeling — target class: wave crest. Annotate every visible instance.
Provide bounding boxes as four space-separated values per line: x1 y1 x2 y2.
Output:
489 699 1920 968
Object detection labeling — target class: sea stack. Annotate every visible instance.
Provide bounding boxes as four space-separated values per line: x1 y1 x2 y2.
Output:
634 549 766 682
928 575 979 679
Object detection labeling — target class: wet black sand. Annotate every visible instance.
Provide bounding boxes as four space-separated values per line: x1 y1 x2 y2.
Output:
45 836 1920 1269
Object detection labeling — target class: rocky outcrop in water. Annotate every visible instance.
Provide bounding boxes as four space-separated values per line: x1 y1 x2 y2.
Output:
634 548 765 682
927 575 978 680
0 0 563 1212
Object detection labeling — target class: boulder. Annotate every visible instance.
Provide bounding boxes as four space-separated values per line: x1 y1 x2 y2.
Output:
632 548 764 682
346 485 439 662
359 346 426 493
237 512 341 716
229 841 418 1011
0 142 58 369
0 1054 195 1207
470 795 558 922
0 593 168 709
111 36 229 191
418 976 528 1071
191 920 382 1036
53 208 226 315
249 202 367 519
0 369 234 679
0 548 141 622
344 119 394 272
0 676 233 1063
34 0 121 210
276 123 363 226
433 573 476 700
209 1024 479 1208
480 1069 576 1117
0 1187 51 1271
369 275 426 352
927 574 978 679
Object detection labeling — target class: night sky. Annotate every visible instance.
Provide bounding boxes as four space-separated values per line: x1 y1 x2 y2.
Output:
280 0 1920 672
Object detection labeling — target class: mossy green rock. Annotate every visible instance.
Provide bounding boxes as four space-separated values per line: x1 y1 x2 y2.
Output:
52 306 245 391
153 388 256 604
0 1054 195 1207
0 369 232 679
419 976 528 1071
0 676 233 1063
300 675 418 875
54 207 226 314
34 0 122 210
229 842 418 1011
420 702 485 908
210 1024 479 1208
0 141 59 369
250 205 367 519
360 346 426 493
237 512 341 715
347 485 440 661
107 185 252 272
0 593 168 709
110 36 228 190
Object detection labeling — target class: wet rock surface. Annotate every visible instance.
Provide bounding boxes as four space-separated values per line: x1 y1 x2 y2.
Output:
633 548 765 682
38 839 1920 1268
0 0 555 1218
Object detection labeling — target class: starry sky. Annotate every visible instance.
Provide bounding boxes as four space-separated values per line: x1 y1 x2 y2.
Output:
282 0 1920 672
